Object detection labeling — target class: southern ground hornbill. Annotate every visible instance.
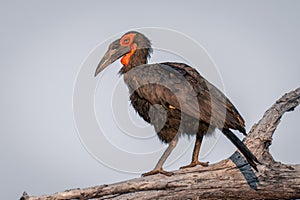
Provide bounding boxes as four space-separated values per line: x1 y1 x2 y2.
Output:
95 31 260 176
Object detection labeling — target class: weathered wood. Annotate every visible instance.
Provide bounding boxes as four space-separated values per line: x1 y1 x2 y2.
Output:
21 87 300 200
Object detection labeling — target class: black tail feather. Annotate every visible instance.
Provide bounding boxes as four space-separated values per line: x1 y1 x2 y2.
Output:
222 128 260 171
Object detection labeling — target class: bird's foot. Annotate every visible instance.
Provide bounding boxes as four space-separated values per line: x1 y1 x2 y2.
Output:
142 168 174 177
180 160 209 169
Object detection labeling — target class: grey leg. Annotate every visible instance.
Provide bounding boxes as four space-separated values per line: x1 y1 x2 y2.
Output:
180 133 209 169
142 136 178 176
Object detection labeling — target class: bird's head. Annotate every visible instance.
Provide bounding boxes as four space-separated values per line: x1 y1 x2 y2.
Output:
95 31 152 76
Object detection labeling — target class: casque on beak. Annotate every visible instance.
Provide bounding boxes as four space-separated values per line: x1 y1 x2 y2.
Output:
94 39 131 77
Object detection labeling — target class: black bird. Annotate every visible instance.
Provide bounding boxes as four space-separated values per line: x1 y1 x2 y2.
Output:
95 31 259 176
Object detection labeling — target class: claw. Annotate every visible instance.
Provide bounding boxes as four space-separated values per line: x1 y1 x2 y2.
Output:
180 160 209 169
142 169 174 177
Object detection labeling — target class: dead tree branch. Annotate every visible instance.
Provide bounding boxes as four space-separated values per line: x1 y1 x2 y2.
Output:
21 87 300 200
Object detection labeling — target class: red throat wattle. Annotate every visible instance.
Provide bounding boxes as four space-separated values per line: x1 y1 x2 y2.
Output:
121 43 137 66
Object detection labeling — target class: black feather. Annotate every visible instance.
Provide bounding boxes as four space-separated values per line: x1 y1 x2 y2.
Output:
222 128 260 171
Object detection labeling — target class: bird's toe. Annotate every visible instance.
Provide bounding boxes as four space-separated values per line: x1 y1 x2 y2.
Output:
180 160 209 169
142 169 174 177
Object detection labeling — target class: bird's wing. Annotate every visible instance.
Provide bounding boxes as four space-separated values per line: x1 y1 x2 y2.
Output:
165 62 246 133
124 62 245 133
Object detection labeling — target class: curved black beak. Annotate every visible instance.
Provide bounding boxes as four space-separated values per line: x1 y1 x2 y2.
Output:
94 39 130 77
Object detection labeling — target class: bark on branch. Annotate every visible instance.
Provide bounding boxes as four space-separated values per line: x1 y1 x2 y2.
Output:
21 87 300 200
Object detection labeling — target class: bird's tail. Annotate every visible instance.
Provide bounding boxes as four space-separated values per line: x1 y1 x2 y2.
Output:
222 128 260 171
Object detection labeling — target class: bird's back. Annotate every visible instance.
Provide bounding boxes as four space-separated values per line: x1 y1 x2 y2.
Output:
124 62 246 136
164 62 246 134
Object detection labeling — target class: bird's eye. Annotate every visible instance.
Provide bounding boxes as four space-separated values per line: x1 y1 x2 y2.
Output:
124 38 130 44
120 33 135 46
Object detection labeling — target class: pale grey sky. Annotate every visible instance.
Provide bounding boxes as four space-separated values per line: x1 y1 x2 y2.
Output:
1 0 299 199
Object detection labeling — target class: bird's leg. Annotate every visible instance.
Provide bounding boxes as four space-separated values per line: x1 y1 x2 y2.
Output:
180 133 209 169
142 136 178 177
